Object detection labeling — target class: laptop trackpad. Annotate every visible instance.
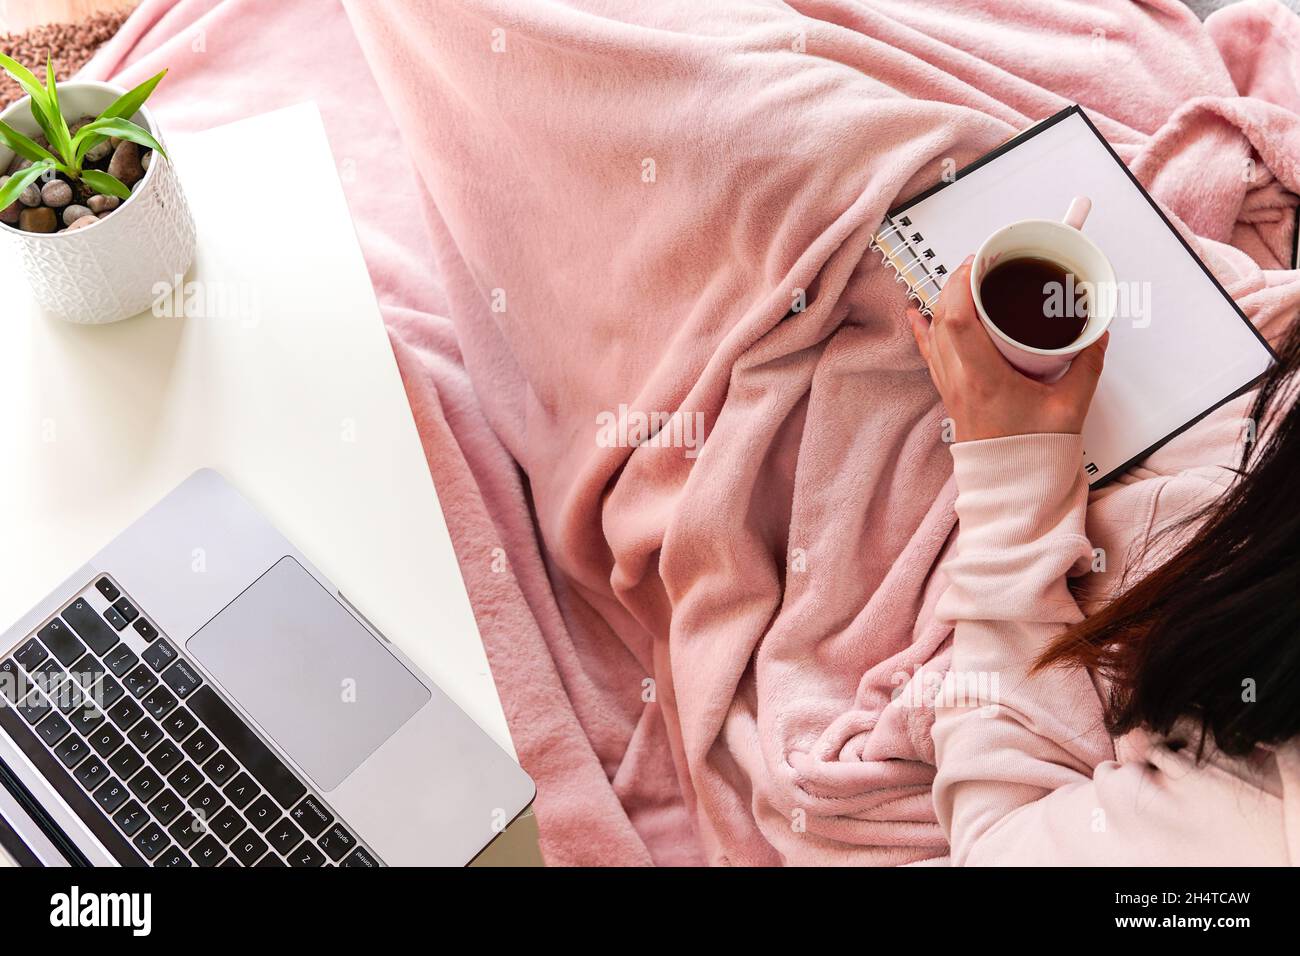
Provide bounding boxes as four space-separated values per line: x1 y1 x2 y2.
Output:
186 556 430 791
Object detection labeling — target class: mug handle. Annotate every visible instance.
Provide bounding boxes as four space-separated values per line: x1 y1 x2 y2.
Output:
1063 196 1092 230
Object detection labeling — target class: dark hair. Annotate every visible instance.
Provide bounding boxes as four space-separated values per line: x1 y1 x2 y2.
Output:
1036 321 1300 758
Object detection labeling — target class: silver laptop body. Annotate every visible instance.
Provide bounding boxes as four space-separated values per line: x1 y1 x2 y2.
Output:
0 468 534 867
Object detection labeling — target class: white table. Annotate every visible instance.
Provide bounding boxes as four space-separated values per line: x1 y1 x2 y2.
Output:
0 103 534 865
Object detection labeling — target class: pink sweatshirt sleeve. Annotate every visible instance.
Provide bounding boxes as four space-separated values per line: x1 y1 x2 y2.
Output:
931 434 1287 866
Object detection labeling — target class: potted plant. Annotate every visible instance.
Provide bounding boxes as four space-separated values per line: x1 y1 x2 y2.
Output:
0 56 195 324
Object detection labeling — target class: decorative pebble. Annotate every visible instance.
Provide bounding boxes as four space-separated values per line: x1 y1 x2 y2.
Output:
7 156 31 175
141 150 152 171
66 214 99 232
18 183 41 207
87 194 121 214
109 136 122 148
41 179 72 207
18 206 57 233
62 204 93 227
108 141 144 187
85 138 112 163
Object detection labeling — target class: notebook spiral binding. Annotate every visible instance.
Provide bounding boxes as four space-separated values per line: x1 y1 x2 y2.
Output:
869 216 948 315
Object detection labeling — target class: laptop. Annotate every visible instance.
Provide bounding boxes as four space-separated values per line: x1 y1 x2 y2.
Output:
0 468 535 867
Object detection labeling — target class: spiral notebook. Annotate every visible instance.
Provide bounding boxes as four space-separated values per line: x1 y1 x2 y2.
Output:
874 105 1276 486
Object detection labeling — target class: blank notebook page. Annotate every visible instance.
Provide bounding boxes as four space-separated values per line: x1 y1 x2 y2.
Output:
879 108 1274 484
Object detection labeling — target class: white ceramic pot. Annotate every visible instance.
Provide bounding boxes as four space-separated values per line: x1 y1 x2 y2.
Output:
0 80 196 324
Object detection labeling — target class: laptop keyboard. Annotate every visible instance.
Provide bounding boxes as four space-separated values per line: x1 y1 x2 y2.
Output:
0 575 382 867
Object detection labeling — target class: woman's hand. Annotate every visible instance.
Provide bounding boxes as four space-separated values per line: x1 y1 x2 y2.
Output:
909 257 1109 443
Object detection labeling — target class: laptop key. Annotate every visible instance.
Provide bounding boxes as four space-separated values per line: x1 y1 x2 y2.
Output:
103 607 128 631
13 638 48 672
187 783 225 819
54 682 85 716
94 778 130 814
113 800 148 836
107 746 144 780
32 659 67 697
95 675 125 710
126 718 162 753
181 727 216 763
141 686 177 720
188 686 305 808
232 830 269 866
245 795 279 832
317 823 356 862
104 645 138 679
70 704 106 735
256 853 286 867
37 618 85 666
147 740 183 774
128 766 164 801
88 724 125 758
111 597 139 624
222 771 260 809
68 654 107 689
189 834 226 867
211 806 246 844
267 817 305 855
204 750 237 786
53 732 90 770
156 846 191 867
160 660 202 699
148 788 185 826
132 823 168 860
0 658 27 704
95 578 121 602
342 846 379 868
132 618 159 643
62 599 120 656
73 754 108 790
123 664 157 698
289 794 333 837
289 841 326 867
36 712 71 746
161 708 198 741
142 640 177 672
107 696 143 731
168 812 205 848
167 761 203 798
17 691 51 725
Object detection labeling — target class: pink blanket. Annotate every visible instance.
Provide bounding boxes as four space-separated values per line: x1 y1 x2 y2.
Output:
340 0 1300 866
85 0 1300 866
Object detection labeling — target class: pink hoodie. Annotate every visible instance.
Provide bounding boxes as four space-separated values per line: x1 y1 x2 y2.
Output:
932 429 1300 865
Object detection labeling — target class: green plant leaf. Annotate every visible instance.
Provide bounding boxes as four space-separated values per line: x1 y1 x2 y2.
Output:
0 119 59 164
0 53 63 154
79 168 131 199
73 117 168 165
0 53 50 112
0 161 55 212
43 57 73 163
97 69 166 123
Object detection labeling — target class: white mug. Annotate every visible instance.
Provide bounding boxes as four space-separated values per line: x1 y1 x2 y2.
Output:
969 197 1116 382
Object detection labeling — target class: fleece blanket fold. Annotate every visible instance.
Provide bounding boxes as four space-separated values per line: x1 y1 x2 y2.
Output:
84 0 1300 866
340 0 1300 866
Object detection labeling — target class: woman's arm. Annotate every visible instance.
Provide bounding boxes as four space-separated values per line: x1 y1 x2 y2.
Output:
931 432 1285 865
913 262 1285 866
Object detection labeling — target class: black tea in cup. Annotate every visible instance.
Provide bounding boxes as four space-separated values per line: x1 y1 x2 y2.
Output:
978 256 1088 350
